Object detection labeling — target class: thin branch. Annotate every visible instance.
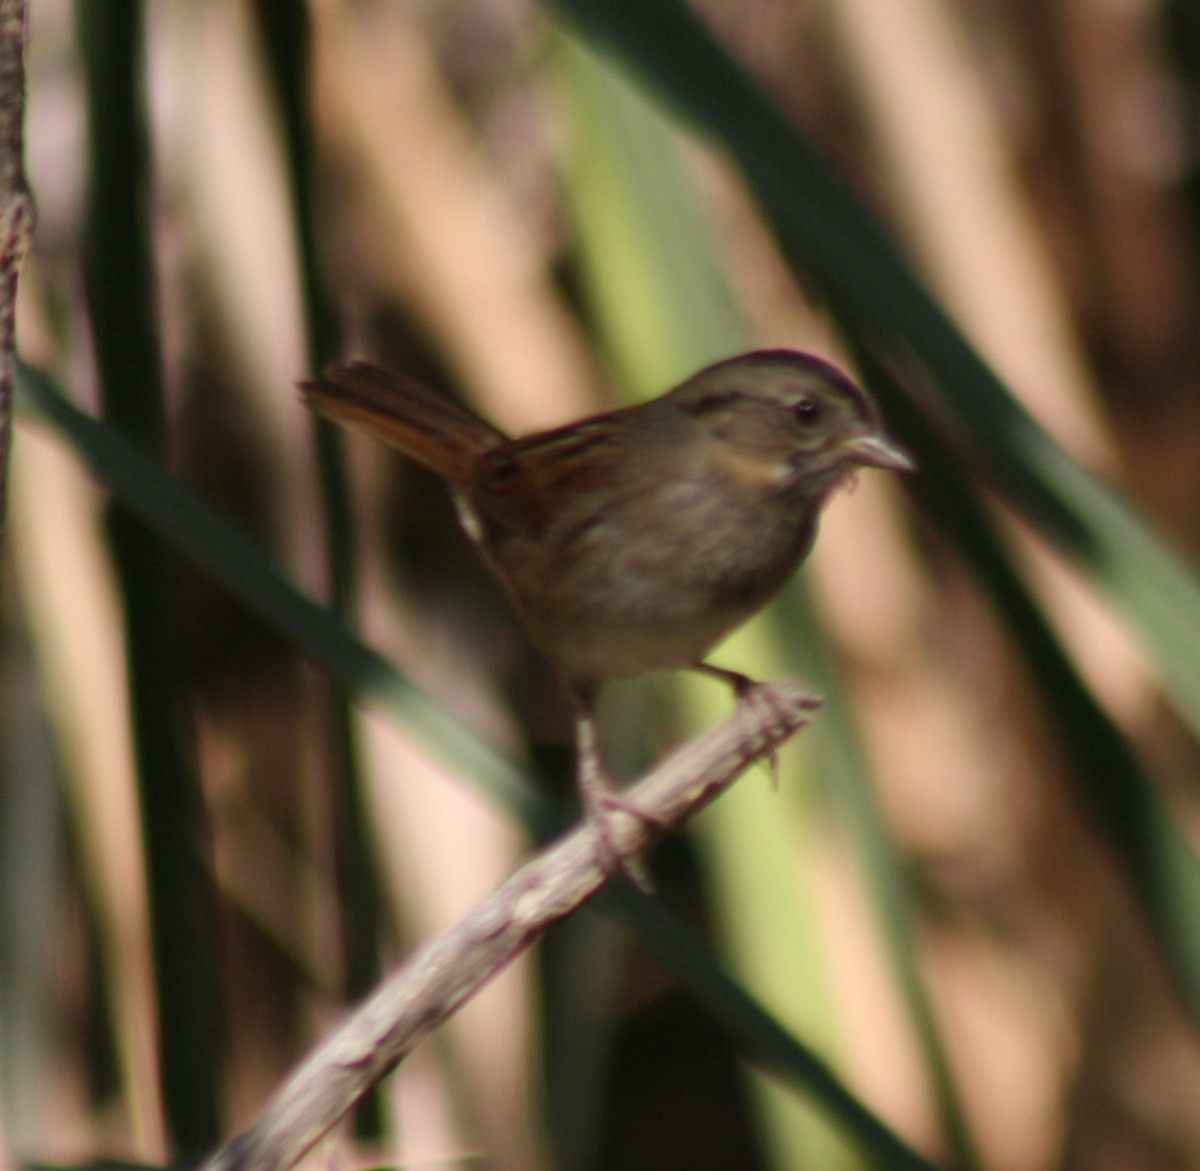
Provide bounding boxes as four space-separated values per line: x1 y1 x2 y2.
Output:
204 683 820 1171
0 0 32 529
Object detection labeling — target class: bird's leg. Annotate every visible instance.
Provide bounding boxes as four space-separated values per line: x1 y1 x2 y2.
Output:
690 662 818 784
571 690 660 891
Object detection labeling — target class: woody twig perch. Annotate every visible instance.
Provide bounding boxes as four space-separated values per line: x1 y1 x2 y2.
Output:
205 682 819 1171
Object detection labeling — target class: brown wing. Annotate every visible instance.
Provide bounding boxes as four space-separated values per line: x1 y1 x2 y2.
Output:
300 361 509 487
471 415 632 538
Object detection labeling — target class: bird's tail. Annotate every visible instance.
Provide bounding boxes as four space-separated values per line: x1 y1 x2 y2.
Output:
300 361 507 486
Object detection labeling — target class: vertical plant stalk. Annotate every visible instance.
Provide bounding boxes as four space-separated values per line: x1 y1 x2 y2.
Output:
0 0 32 527
73 0 223 1153
249 0 384 1137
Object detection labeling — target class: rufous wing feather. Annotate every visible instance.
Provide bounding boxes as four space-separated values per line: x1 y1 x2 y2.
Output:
300 361 509 487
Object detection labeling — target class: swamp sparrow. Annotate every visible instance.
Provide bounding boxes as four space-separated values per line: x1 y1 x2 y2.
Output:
302 350 913 876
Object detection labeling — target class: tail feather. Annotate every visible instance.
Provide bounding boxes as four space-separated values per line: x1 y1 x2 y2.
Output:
300 361 508 486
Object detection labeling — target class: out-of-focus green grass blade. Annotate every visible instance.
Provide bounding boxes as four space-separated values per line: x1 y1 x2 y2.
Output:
556 34 737 395
780 582 985 1171
16 364 945 1171
545 0 1200 747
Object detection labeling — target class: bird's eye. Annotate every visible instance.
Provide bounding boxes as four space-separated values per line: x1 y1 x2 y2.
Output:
794 398 822 426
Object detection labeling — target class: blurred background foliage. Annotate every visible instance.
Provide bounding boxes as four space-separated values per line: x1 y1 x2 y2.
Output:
7 0 1200 1168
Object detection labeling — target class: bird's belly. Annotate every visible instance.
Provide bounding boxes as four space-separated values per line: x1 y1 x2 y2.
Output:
499 507 813 683
547 599 750 680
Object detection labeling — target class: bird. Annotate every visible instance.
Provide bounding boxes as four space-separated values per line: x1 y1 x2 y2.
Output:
301 349 913 879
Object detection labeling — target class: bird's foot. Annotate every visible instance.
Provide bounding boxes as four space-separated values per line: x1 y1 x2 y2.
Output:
693 664 822 785
580 771 663 892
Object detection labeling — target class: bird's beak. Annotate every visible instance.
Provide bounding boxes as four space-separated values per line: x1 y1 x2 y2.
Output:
845 432 916 473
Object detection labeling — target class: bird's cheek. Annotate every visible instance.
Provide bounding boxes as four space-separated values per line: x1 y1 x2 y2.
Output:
786 445 833 475
784 451 852 500
715 445 795 495
764 459 797 488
